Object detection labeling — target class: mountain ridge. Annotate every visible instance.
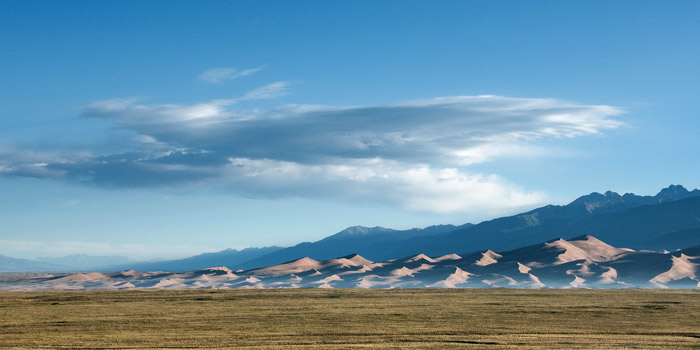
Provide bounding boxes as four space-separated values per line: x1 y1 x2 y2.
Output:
5 235 698 290
2 185 697 273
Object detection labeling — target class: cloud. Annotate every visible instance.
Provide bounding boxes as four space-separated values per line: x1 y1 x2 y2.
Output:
197 66 264 83
0 87 624 214
80 94 622 166
221 157 545 214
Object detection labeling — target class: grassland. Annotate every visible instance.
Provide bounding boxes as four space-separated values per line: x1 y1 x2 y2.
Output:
1 289 699 349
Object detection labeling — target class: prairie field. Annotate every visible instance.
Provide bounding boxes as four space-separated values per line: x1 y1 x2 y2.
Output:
1 289 699 349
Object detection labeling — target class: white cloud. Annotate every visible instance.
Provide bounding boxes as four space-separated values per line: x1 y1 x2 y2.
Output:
223 157 545 214
197 66 264 83
241 81 289 100
1 87 625 214
80 94 623 166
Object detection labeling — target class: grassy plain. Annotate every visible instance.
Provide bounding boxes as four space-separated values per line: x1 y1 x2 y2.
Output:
0 289 699 349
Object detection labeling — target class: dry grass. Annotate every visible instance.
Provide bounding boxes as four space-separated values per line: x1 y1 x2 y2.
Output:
1 289 699 349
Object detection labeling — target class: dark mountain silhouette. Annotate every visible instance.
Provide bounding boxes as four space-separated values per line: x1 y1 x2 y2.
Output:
382 185 700 258
234 224 471 270
112 246 284 272
3 185 698 274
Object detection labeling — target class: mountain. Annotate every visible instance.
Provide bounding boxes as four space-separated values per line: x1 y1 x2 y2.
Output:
3 185 697 274
0 255 69 272
567 184 700 214
35 255 135 271
6 235 698 290
558 196 700 249
382 185 700 258
113 246 284 272
234 224 471 270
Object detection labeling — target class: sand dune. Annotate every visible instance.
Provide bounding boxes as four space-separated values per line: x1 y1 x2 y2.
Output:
430 267 473 288
599 266 618 284
5 236 700 291
391 263 434 277
482 275 518 287
433 253 462 262
252 257 321 275
50 272 108 283
566 259 595 276
650 254 699 286
475 250 502 266
569 276 586 288
150 278 185 289
546 236 632 265
528 274 545 289
313 274 343 285
406 254 437 263
517 262 532 274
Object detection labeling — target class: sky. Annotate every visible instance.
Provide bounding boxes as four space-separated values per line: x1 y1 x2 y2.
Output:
1 1 699 260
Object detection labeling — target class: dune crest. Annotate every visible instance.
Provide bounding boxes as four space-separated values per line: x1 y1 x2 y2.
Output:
475 250 502 266
650 254 699 286
517 262 532 274
433 254 461 262
253 257 321 275
430 267 473 288
528 273 545 289
407 254 437 263
569 276 586 288
599 266 618 284
546 236 632 265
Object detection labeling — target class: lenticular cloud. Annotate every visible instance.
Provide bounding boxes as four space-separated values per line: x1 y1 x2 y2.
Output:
0 92 623 213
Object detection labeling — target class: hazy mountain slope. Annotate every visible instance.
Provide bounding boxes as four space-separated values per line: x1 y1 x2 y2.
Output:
114 246 284 272
235 224 471 270
0 255 70 272
382 186 700 258
3 185 696 273
8 236 699 290
562 197 700 249
36 255 135 271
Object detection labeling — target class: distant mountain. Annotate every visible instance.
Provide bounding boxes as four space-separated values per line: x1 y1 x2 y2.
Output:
0 255 69 272
235 224 471 270
36 255 135 271
6 235 698 290
383 185 700 258
114 246 284 272
3 185 697 274
567 184 700 214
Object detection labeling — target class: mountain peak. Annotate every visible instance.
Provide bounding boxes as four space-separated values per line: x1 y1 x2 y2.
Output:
655 184 691 202
567 185 700 214
569 190 625 213
334 226 393 237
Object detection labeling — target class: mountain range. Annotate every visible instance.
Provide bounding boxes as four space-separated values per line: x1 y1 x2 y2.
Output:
3 235 698 291
2 185 699 277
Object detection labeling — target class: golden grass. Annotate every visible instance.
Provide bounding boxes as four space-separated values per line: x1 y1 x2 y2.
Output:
1 289 699 349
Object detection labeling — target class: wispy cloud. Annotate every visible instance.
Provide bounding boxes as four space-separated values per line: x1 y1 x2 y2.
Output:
79 94 622 166
0 84 624 214
197 66 265 83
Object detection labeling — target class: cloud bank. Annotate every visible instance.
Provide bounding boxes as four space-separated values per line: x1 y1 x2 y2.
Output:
0 82 624 214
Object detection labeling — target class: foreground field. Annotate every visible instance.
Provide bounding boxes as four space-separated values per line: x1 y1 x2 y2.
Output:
1 289 699 349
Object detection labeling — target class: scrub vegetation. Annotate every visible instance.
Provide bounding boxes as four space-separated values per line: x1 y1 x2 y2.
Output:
1 289 699 349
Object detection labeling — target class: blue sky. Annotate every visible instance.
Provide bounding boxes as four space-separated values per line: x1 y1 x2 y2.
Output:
1 1 699 259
